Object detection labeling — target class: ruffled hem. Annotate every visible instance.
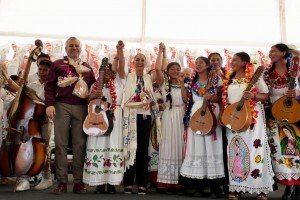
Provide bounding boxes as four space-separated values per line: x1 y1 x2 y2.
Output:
180 173 225 179
229 185 273 194
229 177 274 194
157 179 179 184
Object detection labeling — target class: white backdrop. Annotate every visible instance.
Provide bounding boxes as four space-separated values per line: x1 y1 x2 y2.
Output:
0 0 298 76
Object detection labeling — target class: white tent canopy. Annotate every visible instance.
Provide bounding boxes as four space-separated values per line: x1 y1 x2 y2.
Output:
0 0 299 48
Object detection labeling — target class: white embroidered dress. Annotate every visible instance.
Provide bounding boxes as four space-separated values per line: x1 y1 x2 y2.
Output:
180 78 225 179
226 77 274 194
268 70 300 184
157 84 185 184
83 75 125 186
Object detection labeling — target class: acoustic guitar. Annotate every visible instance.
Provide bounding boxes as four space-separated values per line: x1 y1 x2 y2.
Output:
83 58 113 136
221 66 264 132
271 56 300 123
189 72 217 135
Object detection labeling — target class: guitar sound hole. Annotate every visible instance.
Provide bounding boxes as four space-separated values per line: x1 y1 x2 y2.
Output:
200 110 206 116
284 100 292 107
95 106 101 113
236 106 242 111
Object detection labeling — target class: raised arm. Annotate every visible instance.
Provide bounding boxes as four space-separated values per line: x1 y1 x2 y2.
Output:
112 40 125 79
155 42 166 86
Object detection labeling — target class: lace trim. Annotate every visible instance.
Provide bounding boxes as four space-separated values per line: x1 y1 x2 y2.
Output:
180 173 225 179
229 184 274 194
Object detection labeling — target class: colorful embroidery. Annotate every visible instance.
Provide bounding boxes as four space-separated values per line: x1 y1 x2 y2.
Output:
251 169 262 179
253 139 262 148
84 149 123 175
229 136 250 183
222 63 258 124
254 155 264 164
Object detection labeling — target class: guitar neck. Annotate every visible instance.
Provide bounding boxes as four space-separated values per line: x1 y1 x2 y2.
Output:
236 66 264 108
288 77 296 90
97 70 105 94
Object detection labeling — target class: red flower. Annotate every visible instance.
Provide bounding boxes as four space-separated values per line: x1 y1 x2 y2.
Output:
251 169 260 179
119 161 123 167
103 159 112 168
253 139 262 148
85 160 91 167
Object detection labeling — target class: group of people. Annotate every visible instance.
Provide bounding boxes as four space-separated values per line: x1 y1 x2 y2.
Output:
0 36 300 200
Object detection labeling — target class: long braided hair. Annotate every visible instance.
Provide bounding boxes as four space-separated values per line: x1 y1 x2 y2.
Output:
165 62 181 109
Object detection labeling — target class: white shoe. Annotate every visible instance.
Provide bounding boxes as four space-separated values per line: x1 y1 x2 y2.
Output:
33 178 53 190
15 178 30 192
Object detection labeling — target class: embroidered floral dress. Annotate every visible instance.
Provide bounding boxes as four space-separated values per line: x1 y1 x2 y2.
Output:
157 83 185 186
180 77 225 179
225 77 274 194
83 75 125 186
267 69 300 185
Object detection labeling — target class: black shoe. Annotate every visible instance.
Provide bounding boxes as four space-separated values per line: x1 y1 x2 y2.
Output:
223 185 229 195
193 187 205 197
177 187 187 196
95 185 106 194
124 187 132 194
107 184 116 194
210 186 223 198
156 187 165 193
294 185 300 200
166 187 175 195
282 186 295 200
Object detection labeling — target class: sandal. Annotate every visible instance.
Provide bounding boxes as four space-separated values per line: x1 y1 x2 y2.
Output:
228 192 239 200
257 193 268 200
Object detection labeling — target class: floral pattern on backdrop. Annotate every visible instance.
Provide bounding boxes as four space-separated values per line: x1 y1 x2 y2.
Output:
0 40 272 78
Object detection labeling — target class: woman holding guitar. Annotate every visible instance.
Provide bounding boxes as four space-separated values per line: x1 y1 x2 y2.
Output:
82 41 125 194
222 52 273 200
179 56 225 198
266 43 300 200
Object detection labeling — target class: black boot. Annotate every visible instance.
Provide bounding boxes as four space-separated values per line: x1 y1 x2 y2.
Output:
294 185 300 200
95 185 106 194
282 186 295 200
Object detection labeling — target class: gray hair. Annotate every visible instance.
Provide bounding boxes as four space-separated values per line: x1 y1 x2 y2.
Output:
65 37 82 47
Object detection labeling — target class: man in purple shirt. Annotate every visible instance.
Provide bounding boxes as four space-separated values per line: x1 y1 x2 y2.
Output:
45 37 96 194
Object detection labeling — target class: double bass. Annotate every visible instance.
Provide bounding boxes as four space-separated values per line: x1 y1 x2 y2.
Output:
0 40 46 177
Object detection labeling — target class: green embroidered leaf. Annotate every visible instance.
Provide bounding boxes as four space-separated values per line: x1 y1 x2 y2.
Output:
113 163 117 168
93 163 98 168
93 155 98 161
113 155 117 160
